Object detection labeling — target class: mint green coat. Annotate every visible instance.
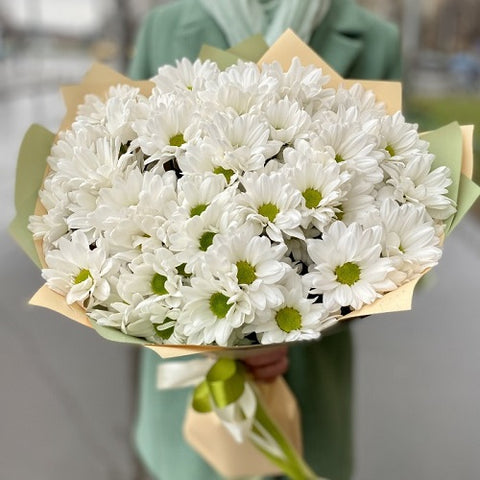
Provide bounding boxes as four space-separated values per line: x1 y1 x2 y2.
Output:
129 1 400 479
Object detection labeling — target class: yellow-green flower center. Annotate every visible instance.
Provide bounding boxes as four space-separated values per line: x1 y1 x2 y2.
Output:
209 292 232 318
169 133 185 147
335 262 361 286
236 261 256 285
199 231 216 251
190 204 208 217
335 153 344 163
302 188 323 209
74 269 91 285
213 166 235 182
258 202 279 223
151 273 168 295
275 307 302 333
385 144 395 157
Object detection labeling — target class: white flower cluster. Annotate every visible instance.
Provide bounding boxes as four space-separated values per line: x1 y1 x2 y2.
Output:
30 58 455 347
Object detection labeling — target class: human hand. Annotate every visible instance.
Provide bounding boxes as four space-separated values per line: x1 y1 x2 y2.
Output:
242 346 289 383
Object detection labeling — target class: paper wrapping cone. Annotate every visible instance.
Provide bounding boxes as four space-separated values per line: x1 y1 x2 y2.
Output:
183 377 302 478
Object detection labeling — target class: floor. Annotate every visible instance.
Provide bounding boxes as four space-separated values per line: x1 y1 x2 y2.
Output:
2 49 480 480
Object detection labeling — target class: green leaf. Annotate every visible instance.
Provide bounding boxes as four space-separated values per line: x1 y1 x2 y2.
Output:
422 122 480 234
422 122 462 202
8 124 55 268
227 34 269 62
199 34 269 70
87 317 149 345
448 174 480 234
198 45 241 70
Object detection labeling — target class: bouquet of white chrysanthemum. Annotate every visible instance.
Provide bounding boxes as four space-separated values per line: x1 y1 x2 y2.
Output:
27 57 455 349
11 31 479 480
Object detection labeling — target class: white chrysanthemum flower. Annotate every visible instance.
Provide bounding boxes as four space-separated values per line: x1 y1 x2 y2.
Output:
221 60 275 93
76 92 108 124
168 195 238 268
178 138 236 180
305 222 396 312
117 249 183 309
261 58 332 109
177 275 253 346
201 82 259 117
78 84 141 120
202 112 282 173
333 83 386 121
173 172 229 221
201 60 276 115
152 58 219 94
237 172 303 242
263 97 311 144
86 167 145 248
204 223 289 310
29 187 70 247
379 112 429 160
42 231 114 308
66 189 103 243
49 134 134 195
77 85 148 145
132 93 198 167
283 147 350 230
88 293 170 341
46 126 105 177
334 176 377 225
244 272 332 344
364 200 442 283
311 109 383 185
286 138 332 165
93 169 177 251
381 152 456 221
134 170 179 247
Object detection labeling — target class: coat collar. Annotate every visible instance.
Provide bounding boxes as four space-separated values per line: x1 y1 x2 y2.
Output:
176 0 227 40
175 0 367 76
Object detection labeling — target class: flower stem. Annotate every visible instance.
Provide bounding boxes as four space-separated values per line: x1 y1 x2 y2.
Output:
250 393 327 480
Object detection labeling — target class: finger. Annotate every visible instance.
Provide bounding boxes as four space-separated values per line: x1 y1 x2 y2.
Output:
243 346 288 367
249 354 289 382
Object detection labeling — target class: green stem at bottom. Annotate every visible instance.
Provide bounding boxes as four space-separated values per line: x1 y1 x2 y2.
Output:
250 399 328 480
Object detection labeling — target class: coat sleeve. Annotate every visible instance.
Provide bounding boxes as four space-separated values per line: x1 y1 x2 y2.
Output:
128 11 155 80
380 21 402 80
128 5 180 80
348 8 403 81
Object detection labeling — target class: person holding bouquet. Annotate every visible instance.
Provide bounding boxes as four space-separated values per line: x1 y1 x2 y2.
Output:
128 1 401 478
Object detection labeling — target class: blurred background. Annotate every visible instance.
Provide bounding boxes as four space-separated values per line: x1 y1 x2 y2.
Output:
1 1 479 479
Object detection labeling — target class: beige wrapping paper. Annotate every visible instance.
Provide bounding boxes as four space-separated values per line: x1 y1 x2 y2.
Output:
183 377 302 478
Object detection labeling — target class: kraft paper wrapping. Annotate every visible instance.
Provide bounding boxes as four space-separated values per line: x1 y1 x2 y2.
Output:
13 29 479 479
183 377 302 478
